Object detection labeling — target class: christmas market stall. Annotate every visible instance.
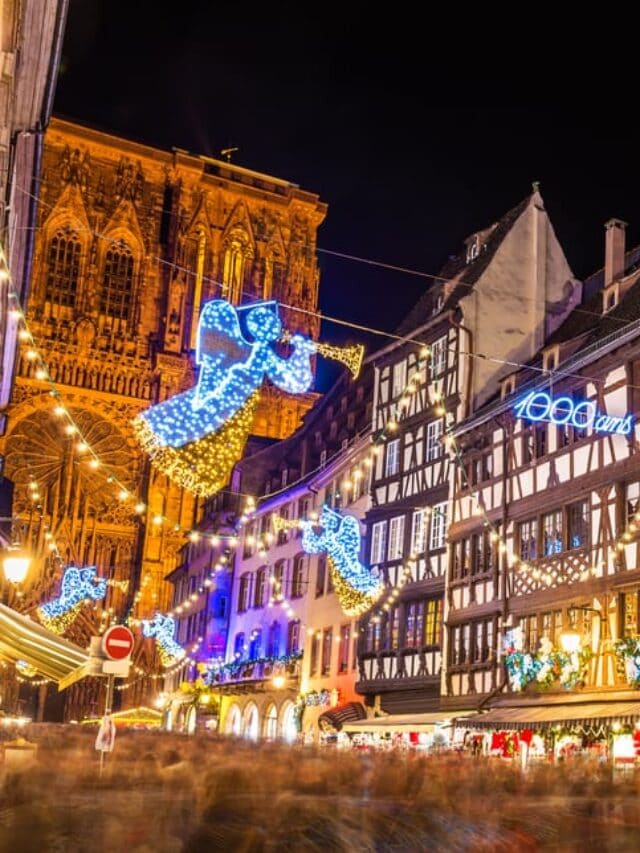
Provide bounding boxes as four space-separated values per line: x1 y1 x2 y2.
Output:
455 692 640 766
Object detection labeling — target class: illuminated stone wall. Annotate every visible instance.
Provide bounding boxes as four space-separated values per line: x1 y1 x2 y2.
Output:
0 117 326 625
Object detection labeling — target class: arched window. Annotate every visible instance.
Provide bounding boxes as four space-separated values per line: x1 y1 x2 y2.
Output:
291 555 305 599
101 241 134 323
254 567 267 608
238 573 251 612
264 251 286 300
233 631 245 658
264 704 278 740
222 230 249 303
273 560 286 600
45 229 82 308
267 621 281 657
249 628 262 659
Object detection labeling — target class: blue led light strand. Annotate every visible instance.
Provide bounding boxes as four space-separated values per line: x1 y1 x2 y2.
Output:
142 612 186 666
301 504 382 616
38 566 107 634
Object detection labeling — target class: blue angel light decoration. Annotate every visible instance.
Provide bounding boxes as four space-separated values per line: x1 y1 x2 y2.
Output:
132 298 363 497
301 505 382 616
142 612 185 666
38 566 108 634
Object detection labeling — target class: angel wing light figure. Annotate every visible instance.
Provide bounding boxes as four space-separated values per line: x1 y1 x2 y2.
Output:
301 505 382 616
133 299 317 496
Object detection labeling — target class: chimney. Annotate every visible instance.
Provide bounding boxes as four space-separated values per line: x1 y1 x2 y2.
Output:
604 218 627 286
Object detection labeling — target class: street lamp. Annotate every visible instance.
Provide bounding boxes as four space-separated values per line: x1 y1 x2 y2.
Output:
2 544 31 584
0 518 31 587
560 604 601 654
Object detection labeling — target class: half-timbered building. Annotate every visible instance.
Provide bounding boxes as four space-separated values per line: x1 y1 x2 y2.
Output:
357 189 580 714
447 218 640 728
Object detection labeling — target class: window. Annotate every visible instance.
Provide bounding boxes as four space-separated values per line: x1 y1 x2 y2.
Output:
472 531 494 575
430 336 447 379
45 229 81 307
370 521 387 564
326 561 334 594
466 237 479 263
568 500 590 549
341 438 349 451
339 624 351 672
281 469 288 488
430 503 448 550
100 242 134 321
321 628 333 675
453 539 470 580
392 360 407 399
481 451 493 481
522 425 546 463
319 449 327 469
405 601 425 648
287 620 301 654
234 632 246 658
309 633 320 676
249 628 262 659
254 568 267 608
222 235 247 303
277 506 289 545
213 594 228 620
543 510 563 556
273 560 285 600
315 555 327 597
410 509 427 555
267 621 281 657
365 620 381 653
626 482 640 526
426 419 443 461
388 516 405 560
380 607 399 650
291 555 305 598
519 518 538 562
385 439 400 477
425 599 442 646
238 574 251 612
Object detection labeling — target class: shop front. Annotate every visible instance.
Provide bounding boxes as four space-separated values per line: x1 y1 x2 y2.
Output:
339 710 474 751
455 691 640 767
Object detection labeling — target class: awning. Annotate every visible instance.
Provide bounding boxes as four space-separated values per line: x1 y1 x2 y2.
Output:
342 710 476 734
0 603 89 686
458 698 640 731
81 706 163 727
318 702 367 732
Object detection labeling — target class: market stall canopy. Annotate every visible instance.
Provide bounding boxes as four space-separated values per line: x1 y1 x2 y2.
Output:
81 706 162 727
318 701 367 732
342 710 476 734
0 603 88 686
457 692 640 731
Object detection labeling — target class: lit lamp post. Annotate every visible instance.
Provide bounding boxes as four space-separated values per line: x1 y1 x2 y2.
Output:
2 543 31 585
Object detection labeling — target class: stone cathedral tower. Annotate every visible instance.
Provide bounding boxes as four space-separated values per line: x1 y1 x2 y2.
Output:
0 118 326 634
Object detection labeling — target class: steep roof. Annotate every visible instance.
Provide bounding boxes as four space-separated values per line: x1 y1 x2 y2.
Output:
396 194 533 337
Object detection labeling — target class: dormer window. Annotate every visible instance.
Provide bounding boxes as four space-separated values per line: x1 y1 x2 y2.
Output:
542 346 560 373
603 283 619 313
432 292 444 315
465 236 480 264
500 375 516 400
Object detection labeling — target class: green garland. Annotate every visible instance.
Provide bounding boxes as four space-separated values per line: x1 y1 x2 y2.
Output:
205 651 303 683
614 635 640 688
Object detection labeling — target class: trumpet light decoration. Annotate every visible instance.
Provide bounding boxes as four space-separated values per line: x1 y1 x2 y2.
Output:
142 612 185 666
133 298 363 497
38 566 108 634
300 505 382 616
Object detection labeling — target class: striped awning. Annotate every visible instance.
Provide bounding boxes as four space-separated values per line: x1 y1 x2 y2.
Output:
318 702 367 732
0 603 89 685
458 700 640 731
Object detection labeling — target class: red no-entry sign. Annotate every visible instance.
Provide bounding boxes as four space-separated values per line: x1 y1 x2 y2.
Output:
102 625 134 661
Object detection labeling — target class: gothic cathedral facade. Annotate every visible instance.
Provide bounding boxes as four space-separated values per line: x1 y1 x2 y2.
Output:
0 118 326 633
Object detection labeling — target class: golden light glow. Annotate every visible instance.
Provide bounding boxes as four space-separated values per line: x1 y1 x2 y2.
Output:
132 391 260 497
315 341 364 379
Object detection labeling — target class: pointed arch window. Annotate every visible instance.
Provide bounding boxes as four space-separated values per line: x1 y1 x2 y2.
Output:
100 241 135 322
264 250 286 300
45 228 82 308
222 229 250 303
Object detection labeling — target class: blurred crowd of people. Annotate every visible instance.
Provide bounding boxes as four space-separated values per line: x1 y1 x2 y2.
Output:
1 723 640 850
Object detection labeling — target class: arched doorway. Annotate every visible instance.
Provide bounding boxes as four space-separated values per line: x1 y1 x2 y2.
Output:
185 705 197 735
226 703 242 736
242 702 260 741
263 703 278 740
280 700 297 743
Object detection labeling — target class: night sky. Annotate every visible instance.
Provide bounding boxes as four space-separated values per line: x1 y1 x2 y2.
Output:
54 3 640 388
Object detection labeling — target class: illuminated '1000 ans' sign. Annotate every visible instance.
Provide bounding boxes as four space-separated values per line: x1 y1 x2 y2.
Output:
514 391 634 436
